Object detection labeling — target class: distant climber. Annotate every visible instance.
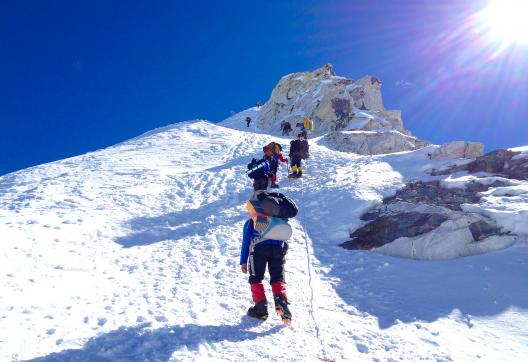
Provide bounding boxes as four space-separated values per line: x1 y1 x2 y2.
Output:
256 101 262 109
288 134 309 178
303 117 313 132
246 117 251 127
294 119 312 136
241 171 296 323
282 121 292 136
263 142 288 188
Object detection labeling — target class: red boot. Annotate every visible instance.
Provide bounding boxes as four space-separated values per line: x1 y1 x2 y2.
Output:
271 281 291 324
248 283 268 320
271 281 287 300
251 283 266 303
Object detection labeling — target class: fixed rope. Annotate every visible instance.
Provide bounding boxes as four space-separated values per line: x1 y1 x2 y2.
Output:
298 174 332 362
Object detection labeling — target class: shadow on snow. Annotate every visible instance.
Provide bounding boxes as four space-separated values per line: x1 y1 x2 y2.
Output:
114 192 248 248
315 236 528 329
28 319 282 361
295 178 528 329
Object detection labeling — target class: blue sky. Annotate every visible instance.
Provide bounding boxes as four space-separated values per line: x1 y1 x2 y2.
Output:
1 0 527 175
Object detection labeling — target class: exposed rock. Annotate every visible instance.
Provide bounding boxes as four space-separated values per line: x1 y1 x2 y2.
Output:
431 149 528 180
352 75 385 112
340 180 517 259
313 63 335 78
430 141 484 160
258 64 417 139
323 130 430 155
469 220 502 241
383 180 487 211
341 212 448 250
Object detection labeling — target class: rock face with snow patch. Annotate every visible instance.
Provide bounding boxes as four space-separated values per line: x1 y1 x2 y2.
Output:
340 180 517 259
258 64 414 140
323 130 430 155
430 141 484 160
431 149 528 180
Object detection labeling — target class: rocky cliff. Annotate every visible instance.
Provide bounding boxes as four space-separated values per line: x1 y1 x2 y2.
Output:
257 64 429 155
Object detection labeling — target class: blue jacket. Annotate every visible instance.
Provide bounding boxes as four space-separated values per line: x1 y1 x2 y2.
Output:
240 219 284 265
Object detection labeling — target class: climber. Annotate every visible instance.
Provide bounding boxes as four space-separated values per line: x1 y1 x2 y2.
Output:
301 117 315 133
263 142 288 188
282 122 292 136
288 134 309 178
246 117 251 127
240 172 293 323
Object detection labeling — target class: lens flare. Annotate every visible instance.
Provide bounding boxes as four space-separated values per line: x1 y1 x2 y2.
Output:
480 0 528 46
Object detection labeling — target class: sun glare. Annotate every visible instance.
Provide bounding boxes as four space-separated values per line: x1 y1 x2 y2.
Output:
481 0 528 45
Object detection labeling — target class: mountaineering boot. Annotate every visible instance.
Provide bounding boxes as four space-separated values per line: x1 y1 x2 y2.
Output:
274 294 292 324
247 299 268 320
297 171 302 178
270 183 280 189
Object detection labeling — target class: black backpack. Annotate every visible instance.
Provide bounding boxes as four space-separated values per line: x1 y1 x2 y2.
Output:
257 192 298 219
246 158 270 179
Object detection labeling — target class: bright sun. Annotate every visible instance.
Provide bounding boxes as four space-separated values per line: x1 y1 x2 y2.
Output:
481 0 528 45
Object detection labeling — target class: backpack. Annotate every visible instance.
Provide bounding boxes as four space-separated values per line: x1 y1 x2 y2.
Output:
246 192 298 241
263 142 282 155
246 158 270 179
299 140 309 159
257 192 298 218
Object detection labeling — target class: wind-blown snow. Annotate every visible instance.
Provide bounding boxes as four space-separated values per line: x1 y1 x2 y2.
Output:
1 112 527 361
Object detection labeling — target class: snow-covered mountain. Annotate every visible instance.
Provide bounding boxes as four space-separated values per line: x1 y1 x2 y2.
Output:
1 112 527 361
2 63 528 360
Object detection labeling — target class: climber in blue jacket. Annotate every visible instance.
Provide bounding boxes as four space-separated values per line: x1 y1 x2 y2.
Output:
240 174 291 323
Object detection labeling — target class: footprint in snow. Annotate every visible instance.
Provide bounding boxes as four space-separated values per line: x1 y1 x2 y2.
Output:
356 343 369 353
155 315 168 322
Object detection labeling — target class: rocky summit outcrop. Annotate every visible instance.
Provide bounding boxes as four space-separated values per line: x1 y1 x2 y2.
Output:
340 180 517 259
258 64 416 139
431 149 528 180
430 141 484 160
323 130 430 155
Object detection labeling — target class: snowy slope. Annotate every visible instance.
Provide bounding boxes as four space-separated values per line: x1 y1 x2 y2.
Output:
1 115 528 361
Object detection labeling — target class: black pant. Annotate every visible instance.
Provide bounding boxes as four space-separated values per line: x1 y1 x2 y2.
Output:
248 243 288 284
291 156 302 169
